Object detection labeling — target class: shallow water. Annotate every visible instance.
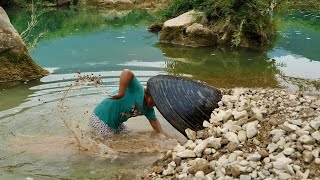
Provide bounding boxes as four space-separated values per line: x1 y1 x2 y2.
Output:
1 8 320 179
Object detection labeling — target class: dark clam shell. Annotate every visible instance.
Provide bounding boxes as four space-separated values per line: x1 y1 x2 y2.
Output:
147 75 222 137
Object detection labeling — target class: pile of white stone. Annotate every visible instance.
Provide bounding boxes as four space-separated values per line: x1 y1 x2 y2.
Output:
142 88 320 180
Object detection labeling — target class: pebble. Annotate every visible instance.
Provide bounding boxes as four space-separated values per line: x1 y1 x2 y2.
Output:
143 89 320 180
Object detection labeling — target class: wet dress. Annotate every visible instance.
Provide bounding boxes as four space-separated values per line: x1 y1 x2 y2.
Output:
90 76 156 137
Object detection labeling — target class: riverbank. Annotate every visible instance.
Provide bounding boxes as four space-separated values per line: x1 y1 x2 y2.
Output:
141 88 320 179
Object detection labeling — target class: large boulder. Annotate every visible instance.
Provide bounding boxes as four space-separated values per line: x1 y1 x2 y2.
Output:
0 7 48 82
159 10 217 47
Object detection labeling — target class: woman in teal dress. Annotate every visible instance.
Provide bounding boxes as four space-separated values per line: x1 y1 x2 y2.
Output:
90 69 164 137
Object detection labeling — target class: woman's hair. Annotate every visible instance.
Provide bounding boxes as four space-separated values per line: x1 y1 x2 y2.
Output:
145 87 151 96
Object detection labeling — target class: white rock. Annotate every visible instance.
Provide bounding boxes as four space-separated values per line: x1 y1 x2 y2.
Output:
178 173 188 179
193 141 208 157
225 132 240 144
303 169 310 179
239 175 251 180
177 149 196 158
273 157 292 170
222 110 233 121
298 134 315 144
184 140 196 149
222 95 238 105
169 161 176 167
233 88 247 97
237 99 251 111
249 161 258 169
203 120 211 128
163 165 174 175
203 148 212 155
210 114 223 123
185 128 196 140
206 137 221 149
288 119 303 126
246 121 258 139
315 158 320 164
173 143 185 153
252 108 263 121
312 149 319 158
26 178 33 180
228 153 237 162
286 164 295 175
238 130 247 142
302 124 313 132
267 143 279 153
310 118 320 130
227 102 234 109
311 131 320 141
251 170 258 178
282 148 295 156
232 110 248 120
314 99 320 106
282 122 299 132
277 138 287 147
292 164 300 171
278 172 291 180
195 171 205 179
164 10 201 27
239 160 249 166
295 130 310 137
272 131 285 143
247 153 261 161
233 150 244 156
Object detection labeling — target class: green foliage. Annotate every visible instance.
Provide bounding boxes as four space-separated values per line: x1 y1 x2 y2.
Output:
1 0 77 8
156 0 276 47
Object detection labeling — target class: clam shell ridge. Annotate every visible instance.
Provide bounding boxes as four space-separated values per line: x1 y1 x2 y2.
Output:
147 75 222 136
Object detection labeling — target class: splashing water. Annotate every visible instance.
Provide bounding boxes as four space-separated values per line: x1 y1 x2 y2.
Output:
57 72 179 159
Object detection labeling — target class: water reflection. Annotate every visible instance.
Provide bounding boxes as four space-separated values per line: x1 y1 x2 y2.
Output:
160 44 280 88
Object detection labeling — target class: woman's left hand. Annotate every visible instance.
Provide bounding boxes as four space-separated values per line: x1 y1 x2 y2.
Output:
108 93 124 99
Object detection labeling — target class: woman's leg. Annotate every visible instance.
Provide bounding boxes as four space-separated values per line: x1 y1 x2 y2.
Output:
89 114 115 138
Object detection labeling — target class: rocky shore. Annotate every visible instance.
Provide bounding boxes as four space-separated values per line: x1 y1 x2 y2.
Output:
141 88 320 179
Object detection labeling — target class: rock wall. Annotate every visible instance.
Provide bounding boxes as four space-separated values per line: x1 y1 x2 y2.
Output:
0 6 48 82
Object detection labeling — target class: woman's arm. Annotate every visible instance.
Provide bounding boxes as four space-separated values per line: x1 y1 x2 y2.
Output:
148 119 164 134
109 69 134 99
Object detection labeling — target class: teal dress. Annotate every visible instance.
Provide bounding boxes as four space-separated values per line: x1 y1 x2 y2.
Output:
93 76 156 130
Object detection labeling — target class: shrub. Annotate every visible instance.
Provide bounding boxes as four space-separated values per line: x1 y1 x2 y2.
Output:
156 0 276 47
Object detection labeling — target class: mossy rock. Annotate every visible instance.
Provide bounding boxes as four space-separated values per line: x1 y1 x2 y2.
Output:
0 7 48 83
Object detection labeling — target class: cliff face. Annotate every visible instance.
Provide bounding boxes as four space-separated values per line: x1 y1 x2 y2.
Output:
0 6 48 83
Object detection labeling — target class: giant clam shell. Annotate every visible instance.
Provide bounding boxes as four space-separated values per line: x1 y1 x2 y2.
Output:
147 75 222 137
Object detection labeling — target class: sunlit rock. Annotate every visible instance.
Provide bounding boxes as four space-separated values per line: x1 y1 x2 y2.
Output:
0 7 48 82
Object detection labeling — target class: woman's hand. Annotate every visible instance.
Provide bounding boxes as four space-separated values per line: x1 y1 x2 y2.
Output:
108 93 125 99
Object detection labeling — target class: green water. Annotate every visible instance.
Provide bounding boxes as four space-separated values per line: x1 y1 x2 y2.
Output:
0 7 320 179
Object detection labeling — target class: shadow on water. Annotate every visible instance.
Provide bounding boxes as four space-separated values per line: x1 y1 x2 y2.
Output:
159 44 280 88
0 80 41 111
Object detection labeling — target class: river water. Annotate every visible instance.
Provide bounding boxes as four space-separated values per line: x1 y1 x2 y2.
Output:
0 8 320 179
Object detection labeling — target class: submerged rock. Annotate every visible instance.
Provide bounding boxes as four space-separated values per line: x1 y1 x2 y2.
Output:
0 7 48 82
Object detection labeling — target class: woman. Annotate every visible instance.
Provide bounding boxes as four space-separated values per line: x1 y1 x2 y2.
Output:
90 69 164 137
